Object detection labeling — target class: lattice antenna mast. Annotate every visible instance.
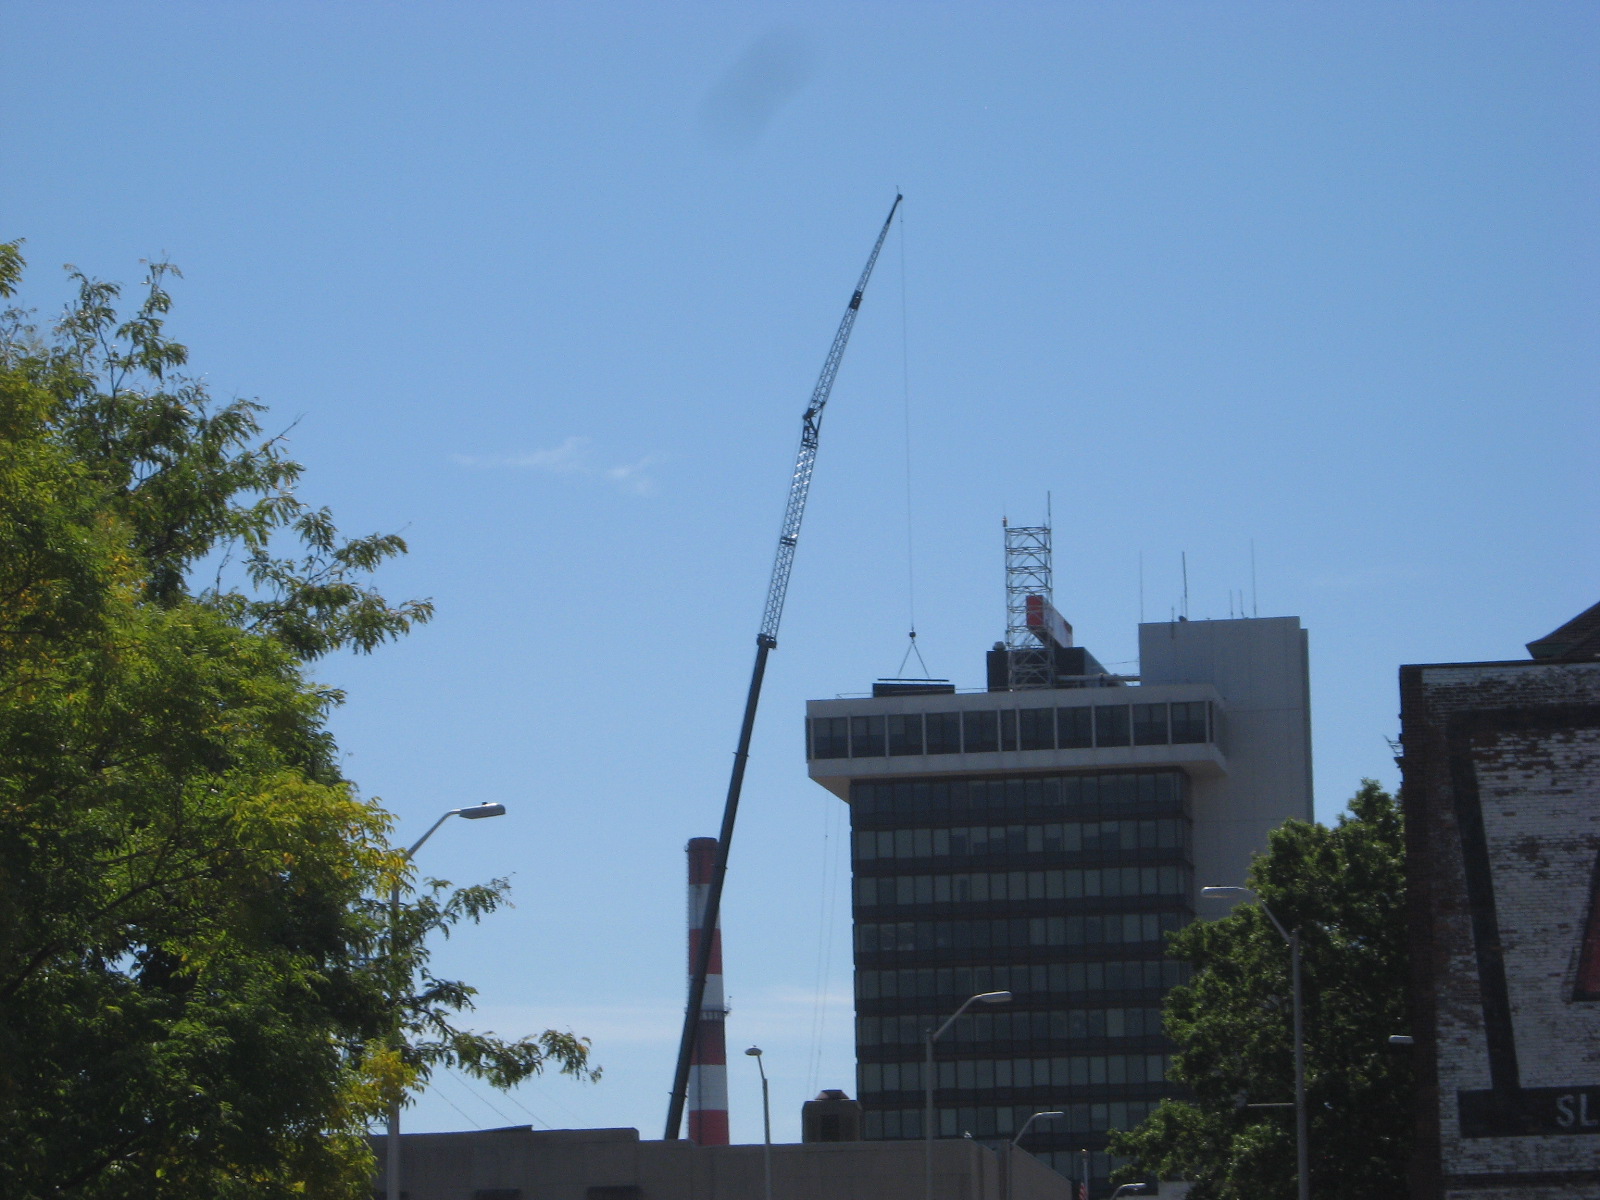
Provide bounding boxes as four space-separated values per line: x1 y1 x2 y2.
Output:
1004 518 1054 690
664 194 902 1142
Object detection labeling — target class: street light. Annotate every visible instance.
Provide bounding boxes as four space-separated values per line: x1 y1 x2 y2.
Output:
745 1047 773 1200
386 803 507 1200
1006 1110 1064 1200
1202 884 1307 1200
925 990 1011 1200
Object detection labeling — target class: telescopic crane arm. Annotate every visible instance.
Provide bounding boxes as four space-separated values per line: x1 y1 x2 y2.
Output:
759 195 902 645
664 194 901 1141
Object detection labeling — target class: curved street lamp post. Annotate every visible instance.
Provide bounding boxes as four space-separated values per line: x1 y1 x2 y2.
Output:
1006 1110 1064 1200
386 803 507 1200
924 990 1011 1200
744 1047 773 1200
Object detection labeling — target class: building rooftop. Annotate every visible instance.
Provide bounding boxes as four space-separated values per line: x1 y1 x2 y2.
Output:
1527 599 1600 662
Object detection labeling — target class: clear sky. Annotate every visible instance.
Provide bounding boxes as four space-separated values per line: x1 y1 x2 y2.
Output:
5 0 1596 1147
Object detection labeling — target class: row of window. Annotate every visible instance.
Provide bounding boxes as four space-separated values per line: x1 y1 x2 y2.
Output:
858 911 1188 958
854 818 1190 862
857 959 1189 1003
863 1052 1172 1096
855 865 1191 909
859 1006 1172 1049
851 771 1185 820
812 701 1214 760
865 1101 1162 1141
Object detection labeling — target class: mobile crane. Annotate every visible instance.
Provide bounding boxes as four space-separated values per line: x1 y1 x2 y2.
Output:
664 195 903 1140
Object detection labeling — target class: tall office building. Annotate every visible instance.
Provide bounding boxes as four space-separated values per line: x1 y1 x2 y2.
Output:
804 600 1312 1189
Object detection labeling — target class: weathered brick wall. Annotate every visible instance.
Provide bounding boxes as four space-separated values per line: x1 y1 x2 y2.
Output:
1399 660 1600 1200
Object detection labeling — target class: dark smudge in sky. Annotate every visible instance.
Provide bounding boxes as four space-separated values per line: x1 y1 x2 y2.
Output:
699 28 819 151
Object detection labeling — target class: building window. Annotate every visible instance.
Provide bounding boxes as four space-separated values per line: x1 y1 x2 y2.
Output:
1170 701 1208 744
1132 703 1168 745
848 770 1188 822
999 710 1018 751
1057 706 1093 749
1018 708 1055 750
925 712 961 754
963 711 999 753
811 716 849 759
851 715 886 757
1094 705 1131 747
858 865 1192 910
887 713 924 756
856 959 1185 1008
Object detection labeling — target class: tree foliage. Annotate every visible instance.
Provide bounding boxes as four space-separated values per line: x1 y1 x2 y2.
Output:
1109 781 1410 1199
0 245 594 1199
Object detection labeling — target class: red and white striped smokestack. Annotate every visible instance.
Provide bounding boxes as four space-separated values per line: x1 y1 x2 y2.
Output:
686 837 729 1146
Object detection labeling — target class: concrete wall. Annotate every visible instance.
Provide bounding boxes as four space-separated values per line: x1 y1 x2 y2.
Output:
374 1126 1078 1200
1138 617 1313 898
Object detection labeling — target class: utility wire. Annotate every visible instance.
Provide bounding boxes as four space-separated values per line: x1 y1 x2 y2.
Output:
498 1087 557 1130
805 794 841 1097
503 1073 581 1129
427 1076 485 1129
449 1068 518 1126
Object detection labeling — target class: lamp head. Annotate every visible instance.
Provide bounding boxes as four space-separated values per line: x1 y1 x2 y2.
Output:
458 803 507 820
745 1046 763 1057
978 990 1012 1004
1201 885 1248 898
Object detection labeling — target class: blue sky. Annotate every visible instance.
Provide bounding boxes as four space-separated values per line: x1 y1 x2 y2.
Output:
5 0 1596 1145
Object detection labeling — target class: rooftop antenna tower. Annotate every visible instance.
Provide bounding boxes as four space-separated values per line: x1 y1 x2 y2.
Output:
1003 504 1054 691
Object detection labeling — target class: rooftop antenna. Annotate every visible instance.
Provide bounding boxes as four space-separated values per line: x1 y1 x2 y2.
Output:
1004 506 1053 690
1181 552 1190 621
1251 539 1259 618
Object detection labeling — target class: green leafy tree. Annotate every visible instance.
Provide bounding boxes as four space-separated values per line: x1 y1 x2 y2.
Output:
1109 781 1409 1199
0 244 594 1200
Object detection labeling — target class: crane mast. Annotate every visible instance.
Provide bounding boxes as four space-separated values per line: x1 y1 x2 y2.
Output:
664 195 901 1140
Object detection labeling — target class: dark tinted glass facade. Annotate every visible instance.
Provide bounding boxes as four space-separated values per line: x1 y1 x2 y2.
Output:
850 768 1193 1183
809 701 1215 761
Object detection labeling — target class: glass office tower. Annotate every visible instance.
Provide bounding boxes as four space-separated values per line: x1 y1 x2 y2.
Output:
806 616 1312 1190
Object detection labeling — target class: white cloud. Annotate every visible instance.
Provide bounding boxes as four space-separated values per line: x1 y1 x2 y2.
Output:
453 437 660 495
604 456 660 497
513 436 592 473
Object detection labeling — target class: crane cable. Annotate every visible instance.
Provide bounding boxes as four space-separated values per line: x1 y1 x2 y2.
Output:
895 202 932 680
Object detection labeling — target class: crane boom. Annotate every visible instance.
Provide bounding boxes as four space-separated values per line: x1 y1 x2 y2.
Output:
664 194 901 1141
760 194 902 643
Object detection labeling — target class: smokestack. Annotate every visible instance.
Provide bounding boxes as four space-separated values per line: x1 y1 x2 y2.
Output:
686 837 729 1145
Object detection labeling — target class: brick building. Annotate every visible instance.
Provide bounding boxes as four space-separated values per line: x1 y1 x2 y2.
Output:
1398 600 1600 1199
